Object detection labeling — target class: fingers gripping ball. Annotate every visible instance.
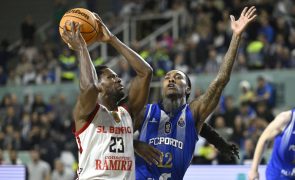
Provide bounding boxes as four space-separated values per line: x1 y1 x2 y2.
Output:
59 8 99 45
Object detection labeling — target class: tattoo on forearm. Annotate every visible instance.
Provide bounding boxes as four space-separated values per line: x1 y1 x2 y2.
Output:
217 35 241 86
202 35 241 114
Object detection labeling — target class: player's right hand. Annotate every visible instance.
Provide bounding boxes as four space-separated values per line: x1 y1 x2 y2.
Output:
248 170 259 180
61 20 86 51
92 13 115 43
134 140 163 166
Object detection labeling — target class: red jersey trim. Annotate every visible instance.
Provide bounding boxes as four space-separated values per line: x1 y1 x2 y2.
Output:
120 104 130 114
73 104 100 137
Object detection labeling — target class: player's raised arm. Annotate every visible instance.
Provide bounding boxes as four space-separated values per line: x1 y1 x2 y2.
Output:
93 14 153 120
61 21 101 125
189 6 257 132
248 111 291 180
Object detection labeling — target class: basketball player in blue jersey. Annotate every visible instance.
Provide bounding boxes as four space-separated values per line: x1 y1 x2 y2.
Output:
249 110 295 180
134 6 257 180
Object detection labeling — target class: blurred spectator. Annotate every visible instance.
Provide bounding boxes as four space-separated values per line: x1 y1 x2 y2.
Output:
222 96 239 128
0 66 7 86
214 115 232 141
52 159 75 180
58 48 77 82
0 39 10 70
0 149 4 164
32 94 48 114
204 48 221 74
174 53 189 74
28 146 51 180
256 101 274 123
238 102 256 126
230 116 246 147
233 53 248 72
5 149 22 165
160 32 174 50
242 138 255 165
239 80 255 104
258 11 274 43
246 34 266 70
21 15 36 45
3 106 18 129
254 76 276 109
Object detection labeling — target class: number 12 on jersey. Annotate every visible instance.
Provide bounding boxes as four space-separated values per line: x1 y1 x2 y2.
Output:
109 136 124 153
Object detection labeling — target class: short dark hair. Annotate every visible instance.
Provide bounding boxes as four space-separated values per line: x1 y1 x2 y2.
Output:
178 70 191 101
95 65 108 80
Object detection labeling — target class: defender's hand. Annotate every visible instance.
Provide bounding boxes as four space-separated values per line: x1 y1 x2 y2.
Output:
134 140 163 165
92 13 115 43
220 143 240 160
61 20 86 51
248 170 259 180
230 6 257 36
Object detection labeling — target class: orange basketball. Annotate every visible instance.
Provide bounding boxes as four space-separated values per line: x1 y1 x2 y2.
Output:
59 8 99 46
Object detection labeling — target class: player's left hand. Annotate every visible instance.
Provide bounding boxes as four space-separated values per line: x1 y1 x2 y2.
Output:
134 140 163 166
92 13 115 43
230 6 257 36
220 143 239 161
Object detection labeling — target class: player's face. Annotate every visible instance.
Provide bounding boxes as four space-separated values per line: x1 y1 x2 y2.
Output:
100 68 124 100
162 70 189 99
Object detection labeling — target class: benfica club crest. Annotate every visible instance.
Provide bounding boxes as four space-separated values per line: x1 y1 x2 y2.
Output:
111 111 121 123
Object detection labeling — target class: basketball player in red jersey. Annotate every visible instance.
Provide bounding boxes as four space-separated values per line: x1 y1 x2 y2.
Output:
61 14 161 179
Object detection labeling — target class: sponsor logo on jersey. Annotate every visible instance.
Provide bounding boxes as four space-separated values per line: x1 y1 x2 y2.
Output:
149 118 158 123
177 117 185 127
96 126 132 134
165 121 171 134
149 137 183 149
111 111 121 123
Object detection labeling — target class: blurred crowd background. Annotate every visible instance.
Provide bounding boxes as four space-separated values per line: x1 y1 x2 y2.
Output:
0 0 295 179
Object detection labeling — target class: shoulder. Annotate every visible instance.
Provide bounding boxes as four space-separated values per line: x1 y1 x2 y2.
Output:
272 110 292 131
40 160 51 170
277 110 292 120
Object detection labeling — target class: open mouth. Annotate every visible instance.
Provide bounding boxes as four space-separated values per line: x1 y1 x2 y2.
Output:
168 83 175 88
118 85 124 90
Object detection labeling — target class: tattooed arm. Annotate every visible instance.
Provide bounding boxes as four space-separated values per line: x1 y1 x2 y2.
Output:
189 6 257 132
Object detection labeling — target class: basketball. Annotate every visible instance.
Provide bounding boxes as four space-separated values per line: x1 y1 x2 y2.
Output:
59 8 99 46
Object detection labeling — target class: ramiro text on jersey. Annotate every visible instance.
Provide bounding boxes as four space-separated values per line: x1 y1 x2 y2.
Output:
95 157 133 171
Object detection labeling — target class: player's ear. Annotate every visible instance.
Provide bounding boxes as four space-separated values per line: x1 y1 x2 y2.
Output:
185 86 191 96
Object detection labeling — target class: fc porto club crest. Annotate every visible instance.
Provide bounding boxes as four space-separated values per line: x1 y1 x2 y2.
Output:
177 117 185 127
165 121 172 134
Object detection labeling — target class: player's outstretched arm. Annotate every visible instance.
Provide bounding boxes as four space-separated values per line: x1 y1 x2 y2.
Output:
61 21 100 124
93 13 153 120
189 7 257 132
248 111 291 180
200 123 239 160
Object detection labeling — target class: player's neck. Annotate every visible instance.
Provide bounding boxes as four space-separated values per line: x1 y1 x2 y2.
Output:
99 97 118 111
162 97 186 114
